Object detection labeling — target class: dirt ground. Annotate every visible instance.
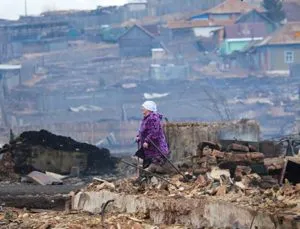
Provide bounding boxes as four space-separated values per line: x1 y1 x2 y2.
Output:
0 208 185 229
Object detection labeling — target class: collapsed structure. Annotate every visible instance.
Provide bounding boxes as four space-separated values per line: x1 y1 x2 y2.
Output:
0 129 117 181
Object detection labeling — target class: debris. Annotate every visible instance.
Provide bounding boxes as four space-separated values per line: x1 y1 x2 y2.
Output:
27 171 63 185
45 171 68 180
0 130 116 176
227 143 249 152
216 185 227 196
208 167 230 181
234 166 252 181
91 178 116 191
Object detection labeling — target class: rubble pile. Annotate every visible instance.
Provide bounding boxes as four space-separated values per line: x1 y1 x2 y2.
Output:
0 130 117 181
85 141 300 217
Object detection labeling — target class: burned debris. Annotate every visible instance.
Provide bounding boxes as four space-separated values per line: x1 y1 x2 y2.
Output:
68 139 300 228
0 129 117 181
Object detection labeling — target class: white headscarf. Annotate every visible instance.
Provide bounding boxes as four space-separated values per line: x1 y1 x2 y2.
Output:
142 100 157 112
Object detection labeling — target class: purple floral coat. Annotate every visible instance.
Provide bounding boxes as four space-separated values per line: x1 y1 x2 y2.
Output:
138 112 169 165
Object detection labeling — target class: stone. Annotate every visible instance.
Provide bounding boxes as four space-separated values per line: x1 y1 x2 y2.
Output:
216 185 227 196
22 213 29 218
150 177 159 186
195 175 207 187
209 167 230 181
235 182 246 190
227 143 249 152
212 149 225 158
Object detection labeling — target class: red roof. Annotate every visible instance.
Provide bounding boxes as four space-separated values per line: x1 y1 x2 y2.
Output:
203 0 263 14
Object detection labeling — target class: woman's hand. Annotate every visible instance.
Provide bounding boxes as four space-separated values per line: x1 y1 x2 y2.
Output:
143 142 149 149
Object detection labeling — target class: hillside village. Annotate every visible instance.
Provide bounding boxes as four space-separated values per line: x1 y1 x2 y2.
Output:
0 1 299 228
0 0 299 146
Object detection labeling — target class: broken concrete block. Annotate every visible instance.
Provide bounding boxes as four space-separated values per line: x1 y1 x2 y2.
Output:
216 185 227 196
208 167 230 181
195 175 207 187
93 177 116 191
212 149 225 158
242 173 262 188
150 177 159 186
235 181 246 190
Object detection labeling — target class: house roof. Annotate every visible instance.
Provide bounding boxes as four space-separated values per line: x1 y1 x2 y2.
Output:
167 19 235 29
283 2 300 22
224 23 268 39
142 24 160 36
202 0 263 15
118 24 158 40
235 9 275 25
256 22 300 46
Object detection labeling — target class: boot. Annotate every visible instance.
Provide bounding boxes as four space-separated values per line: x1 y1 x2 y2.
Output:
132 170 151 186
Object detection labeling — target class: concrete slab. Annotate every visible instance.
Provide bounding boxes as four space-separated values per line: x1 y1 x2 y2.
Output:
72 190 300 229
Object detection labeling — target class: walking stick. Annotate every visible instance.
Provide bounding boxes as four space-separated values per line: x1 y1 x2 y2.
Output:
136 142 140 178
148 138 188 181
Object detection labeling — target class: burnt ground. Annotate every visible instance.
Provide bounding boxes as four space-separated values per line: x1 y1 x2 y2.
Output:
0 183 83 196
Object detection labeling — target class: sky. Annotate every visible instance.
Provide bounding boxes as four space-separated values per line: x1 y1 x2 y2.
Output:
0 0 128 20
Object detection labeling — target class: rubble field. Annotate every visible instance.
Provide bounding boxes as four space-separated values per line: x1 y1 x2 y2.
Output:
0 135 299 228
73 141 300 228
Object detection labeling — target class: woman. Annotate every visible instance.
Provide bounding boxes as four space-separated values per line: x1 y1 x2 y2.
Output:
136 100 170 172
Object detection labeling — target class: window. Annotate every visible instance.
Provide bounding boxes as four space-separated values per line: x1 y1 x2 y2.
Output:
285 51 294 64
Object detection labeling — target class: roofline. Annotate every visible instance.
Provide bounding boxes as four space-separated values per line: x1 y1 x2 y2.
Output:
226 37 264 42
257 43 300 47
235 9 276 25
117 24 155 41
0 64 22 70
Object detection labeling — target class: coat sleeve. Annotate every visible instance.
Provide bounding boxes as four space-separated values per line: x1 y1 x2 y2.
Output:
144 116 160 144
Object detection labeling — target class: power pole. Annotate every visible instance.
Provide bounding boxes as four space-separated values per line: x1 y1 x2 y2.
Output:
25 0 28 16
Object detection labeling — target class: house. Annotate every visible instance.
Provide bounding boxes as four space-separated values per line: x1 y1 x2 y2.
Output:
282 2 300 22
217 23 268 55
247 22 300 74
235 9 277 33
118 24 163 57
190 0 261 21
167 19 235 39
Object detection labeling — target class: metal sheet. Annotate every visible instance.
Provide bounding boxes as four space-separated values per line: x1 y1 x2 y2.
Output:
27 171 63 185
